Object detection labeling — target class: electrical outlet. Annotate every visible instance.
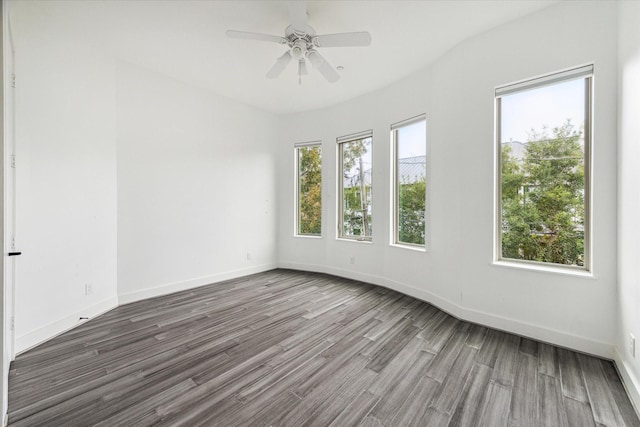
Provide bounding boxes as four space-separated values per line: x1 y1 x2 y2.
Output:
84 283 93 296
630 334 636 358
246 252 252 261
350 256 355 265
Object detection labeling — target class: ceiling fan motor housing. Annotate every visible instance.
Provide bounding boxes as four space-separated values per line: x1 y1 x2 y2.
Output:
291 40 308 60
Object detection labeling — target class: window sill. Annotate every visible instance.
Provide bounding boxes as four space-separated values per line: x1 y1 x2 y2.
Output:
492 260 594 279
390 243 426 253
293 235 323 239
337 237 373 244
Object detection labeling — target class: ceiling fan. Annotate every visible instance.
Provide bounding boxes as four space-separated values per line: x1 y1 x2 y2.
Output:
226 1 372 83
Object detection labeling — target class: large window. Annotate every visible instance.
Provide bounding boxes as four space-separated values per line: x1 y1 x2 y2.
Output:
392 115 427 247
295 142 322 236
496 65 592 270
338 131 373 240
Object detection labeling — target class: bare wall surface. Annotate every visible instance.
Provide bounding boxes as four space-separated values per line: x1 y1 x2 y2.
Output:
1 0 7 419
617 0 640 412
116 62 280 302
8 2 119 353
6 1 283 355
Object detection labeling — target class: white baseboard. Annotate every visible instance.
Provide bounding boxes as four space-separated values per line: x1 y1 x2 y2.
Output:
279 261 614 359
117 263 278 305
614 347 640 419
15 296 119 355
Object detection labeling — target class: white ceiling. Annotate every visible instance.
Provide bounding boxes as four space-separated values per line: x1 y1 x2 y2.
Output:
15 0 557 114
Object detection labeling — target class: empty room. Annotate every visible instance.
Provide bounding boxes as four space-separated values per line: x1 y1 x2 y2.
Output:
1 0 639 425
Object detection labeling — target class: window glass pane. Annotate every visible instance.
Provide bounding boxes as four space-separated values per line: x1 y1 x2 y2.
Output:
499 75 588 267
395 119 426 246
340 137 372 239
297 145 322 236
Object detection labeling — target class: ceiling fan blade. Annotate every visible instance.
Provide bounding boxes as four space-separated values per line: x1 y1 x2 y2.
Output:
226 30 287 44
307 50 340 83
289 1 308 32
313 32 372 48
267 51 293 79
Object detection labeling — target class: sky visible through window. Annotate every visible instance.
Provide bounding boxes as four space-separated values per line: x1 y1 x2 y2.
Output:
397 120 426 159
501 78 585 143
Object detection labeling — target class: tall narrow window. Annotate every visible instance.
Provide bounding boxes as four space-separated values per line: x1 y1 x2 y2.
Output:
295 142 322 236
392 115 427 247
338 131 373 240
496 65 592 269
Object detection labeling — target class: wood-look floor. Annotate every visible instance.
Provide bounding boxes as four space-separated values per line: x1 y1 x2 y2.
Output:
7 269 639 426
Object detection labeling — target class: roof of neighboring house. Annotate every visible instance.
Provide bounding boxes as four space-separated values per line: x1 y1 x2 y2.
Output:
398 155 426 184
344 155 426 188
502 141 526 160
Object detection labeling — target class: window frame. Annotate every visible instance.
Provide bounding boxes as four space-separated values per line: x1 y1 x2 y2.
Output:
337 130 374 242
391 114 427 249
294 141 322 238
494 65 593 272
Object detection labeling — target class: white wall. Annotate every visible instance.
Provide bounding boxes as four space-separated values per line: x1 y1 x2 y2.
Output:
116 62 279 303
278 1 619 358
617 0 640 412
1 1 7 420
9 3 119 353
5 1 282 355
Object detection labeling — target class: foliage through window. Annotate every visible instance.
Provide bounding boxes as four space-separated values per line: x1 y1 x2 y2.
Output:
393 116 426 246
497 65 592 269
296 143 322 236
338 132 373 240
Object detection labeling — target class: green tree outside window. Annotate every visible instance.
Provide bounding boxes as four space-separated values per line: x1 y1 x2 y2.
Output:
501 121 585 266
298 145 322 235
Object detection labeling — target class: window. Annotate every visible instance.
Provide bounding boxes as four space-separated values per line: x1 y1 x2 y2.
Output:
392 115 427 247
295 142 322 236
496 65 592 270
338 131 373 240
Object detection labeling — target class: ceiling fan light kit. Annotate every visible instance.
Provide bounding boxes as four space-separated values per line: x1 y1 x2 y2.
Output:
226 1 372 84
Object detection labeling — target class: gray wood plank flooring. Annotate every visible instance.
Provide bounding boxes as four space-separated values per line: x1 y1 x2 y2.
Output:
7 269 640 426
